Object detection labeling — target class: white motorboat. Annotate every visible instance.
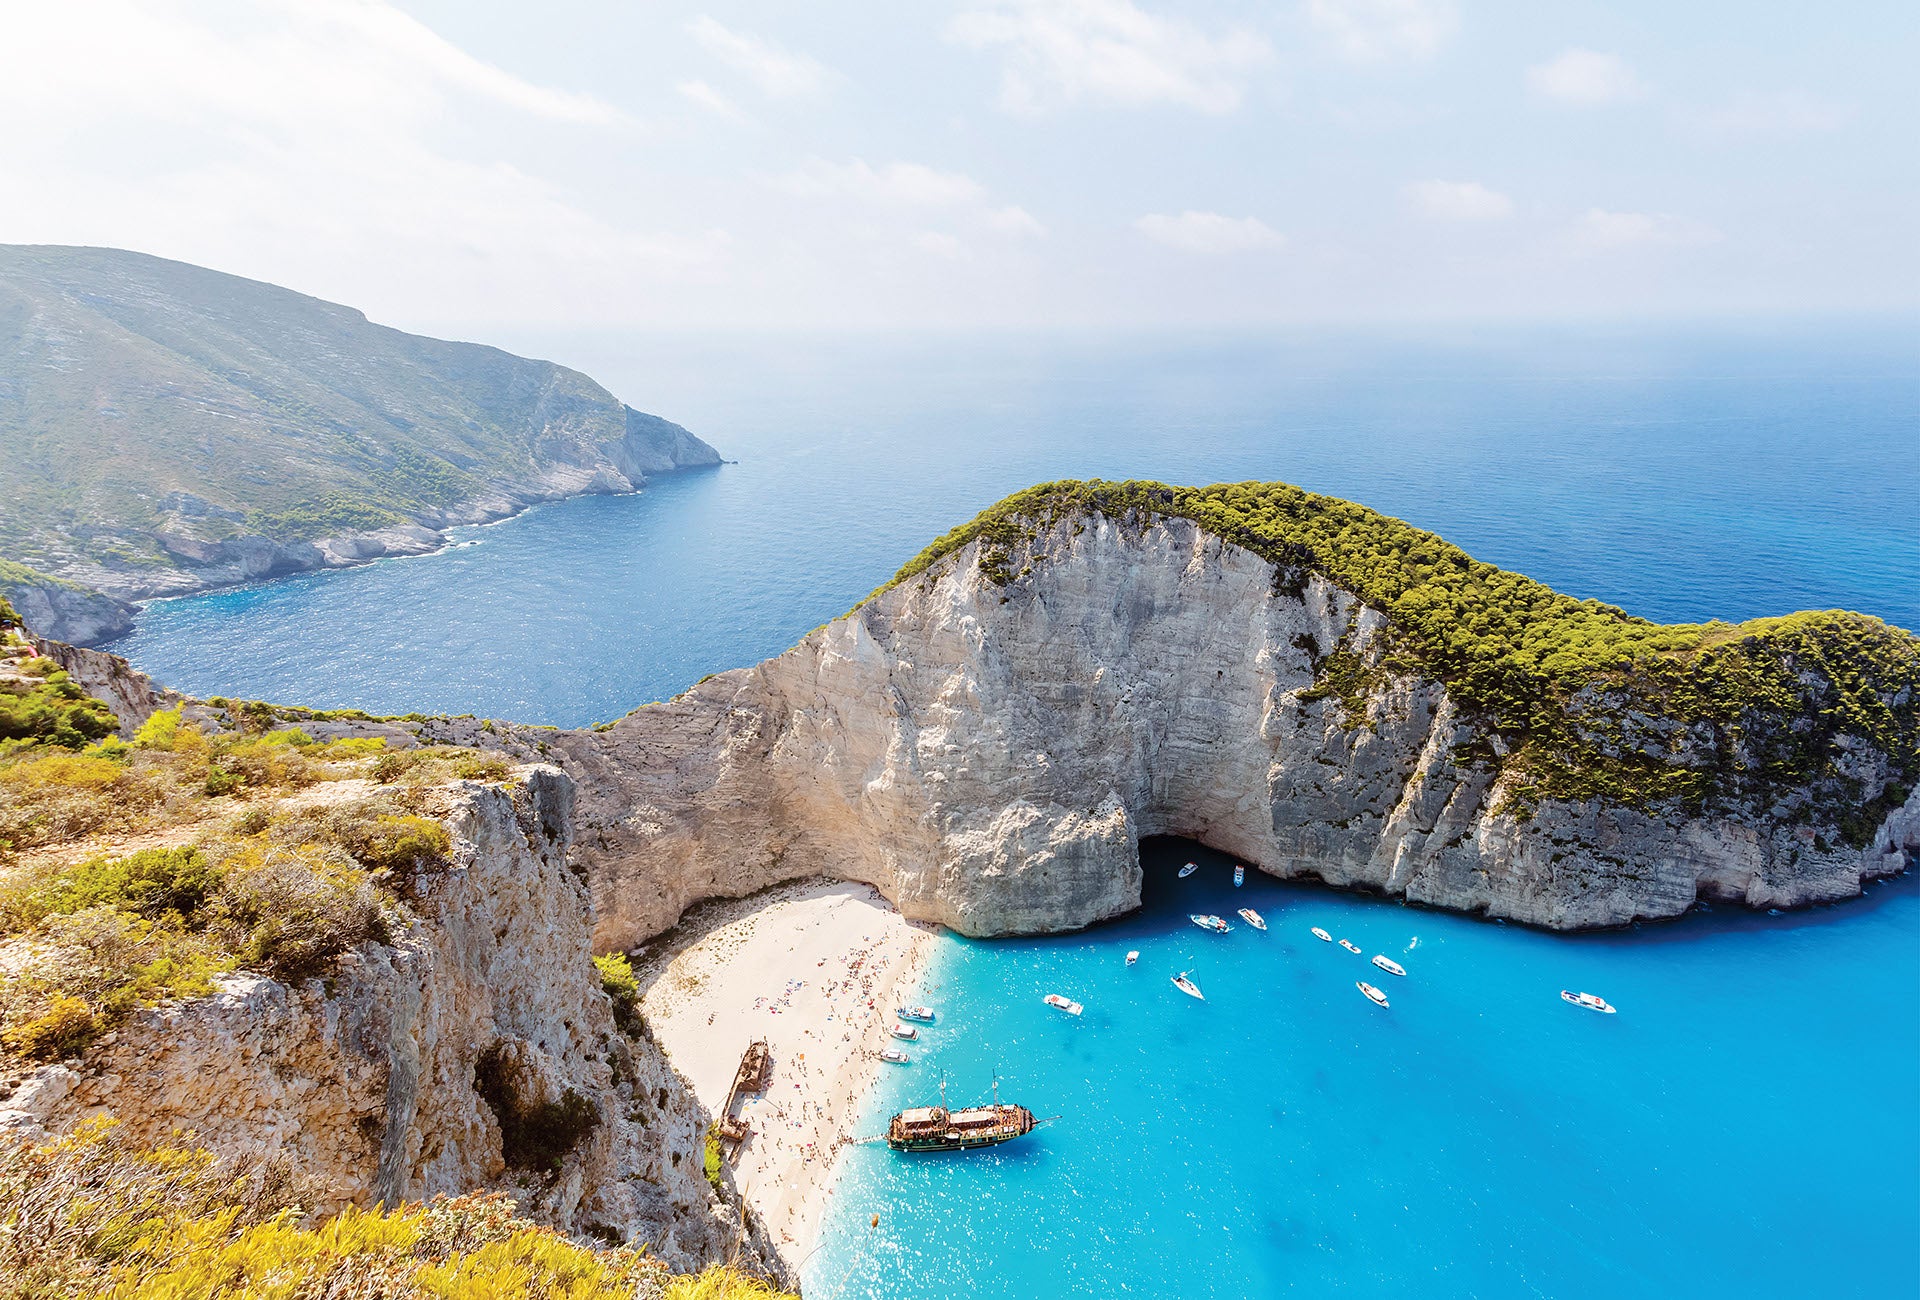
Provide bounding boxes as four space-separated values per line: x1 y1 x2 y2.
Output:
1560 990 1617 1014
1125 950 1139 967
1338 939 1362 954
1178 862 1199 878
1370 955 1406 977
1311 927 1332 942
1357 981 1389 1008
896 1005 936 1023
1043 993 1084 1016
1233 865 1245 887
889 1023 919 1040
1171 971 1205 1000
1237 908 1267 931
879 1048 911 1064
1190 914 1232 934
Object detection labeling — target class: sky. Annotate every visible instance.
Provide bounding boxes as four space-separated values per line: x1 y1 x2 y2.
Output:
0 0 1915 332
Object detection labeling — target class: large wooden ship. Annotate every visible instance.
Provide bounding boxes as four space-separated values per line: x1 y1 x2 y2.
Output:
883 1080 1054 1153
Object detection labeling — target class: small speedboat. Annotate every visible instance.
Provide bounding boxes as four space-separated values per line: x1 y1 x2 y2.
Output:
1561 990 1616 1014
1043 993 1084 1016
889 1023 919 1040
1311 927 1332 943
1338 939 1362 954
1172 971 1205 1000
1370 955 1406 977
895 1005 936 1023
1233 865 1245 887
1178 862 1199 878
1237 908 1267 931
1125 950 1139 967
879 1048 911 1064
1357 981 1389 1008
1190 914 1232 934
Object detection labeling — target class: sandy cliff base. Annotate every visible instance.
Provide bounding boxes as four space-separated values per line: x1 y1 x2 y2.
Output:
634 880 935 1270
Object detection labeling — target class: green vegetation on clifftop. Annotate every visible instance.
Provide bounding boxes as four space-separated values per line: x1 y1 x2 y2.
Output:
877 479 1920 835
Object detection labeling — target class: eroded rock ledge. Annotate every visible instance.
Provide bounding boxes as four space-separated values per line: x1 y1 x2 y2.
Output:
453 510 1916 949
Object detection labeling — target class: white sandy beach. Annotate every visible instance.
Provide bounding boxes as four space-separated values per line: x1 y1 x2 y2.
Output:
634 879 936 1264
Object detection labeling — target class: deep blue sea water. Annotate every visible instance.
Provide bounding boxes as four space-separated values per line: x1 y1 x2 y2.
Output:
99 324 1920 1295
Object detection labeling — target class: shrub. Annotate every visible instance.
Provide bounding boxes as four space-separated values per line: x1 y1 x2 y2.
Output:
0 846 220 931
131 707 183 750
594 951 641 1031
452 752 511 782
373 750 422 783
0 908 221 1055
214 843 386 980
703 1126 725 1191
0 995 95 1061
0 1123 792 1300
0 751 162 848
345 814 452 873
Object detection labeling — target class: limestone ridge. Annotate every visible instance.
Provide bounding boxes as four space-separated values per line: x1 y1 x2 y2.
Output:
0 245 722 642
477 481 1918 946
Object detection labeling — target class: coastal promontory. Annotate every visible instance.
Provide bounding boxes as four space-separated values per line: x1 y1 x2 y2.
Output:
465 480 1919 946
0 245 720 642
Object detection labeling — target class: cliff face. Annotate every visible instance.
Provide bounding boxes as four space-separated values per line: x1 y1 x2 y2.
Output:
514 514 1916 948
0 768 774 1277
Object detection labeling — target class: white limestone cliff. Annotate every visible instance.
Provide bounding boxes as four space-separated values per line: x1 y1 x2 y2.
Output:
504 514 1915 949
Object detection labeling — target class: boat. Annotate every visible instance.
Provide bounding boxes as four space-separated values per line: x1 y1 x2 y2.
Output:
1311 927 1332 942
889 1023 920 1040
1338 939 1362 954
1178 862 1198 878
1125 950 1139 967
896 1005 936 1023
879 1048 911 1064
1370 955 1406 977
1561 990 1617 1014
1171 971 1205 1000
1189 914 1232 934
1237 908 1267 931
883 1080 1051 1153
1043 993 1083 1016
1233 865 1245 887
1357 981 1389 1008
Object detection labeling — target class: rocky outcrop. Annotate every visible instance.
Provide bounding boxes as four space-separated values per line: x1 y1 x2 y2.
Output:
0 769 780 1278
0 575 135 647
27 635 177 734
489 514 1915 948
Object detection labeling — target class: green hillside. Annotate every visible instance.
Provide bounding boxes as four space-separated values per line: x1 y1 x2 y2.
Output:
881 479 1920 836
0 245 717 602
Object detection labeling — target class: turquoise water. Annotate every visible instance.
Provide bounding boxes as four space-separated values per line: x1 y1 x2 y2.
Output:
96 325 1920 1294
809 841 1920 1298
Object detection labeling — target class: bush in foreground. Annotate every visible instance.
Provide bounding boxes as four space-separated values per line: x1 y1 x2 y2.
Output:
0 1120 794 1300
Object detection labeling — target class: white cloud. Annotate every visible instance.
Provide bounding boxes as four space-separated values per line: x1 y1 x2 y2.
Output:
947 0 1271 114
1135 210 1284 254
913 231 965 259
1404 179 1513 221
1527 49 1645 106
676 79 747 121
1566 208 1719 253
0 1 728 328
686 16 831 99
985 205 1048 236
1693 90 1853 136
777 158 987 207
1305 0 1456 64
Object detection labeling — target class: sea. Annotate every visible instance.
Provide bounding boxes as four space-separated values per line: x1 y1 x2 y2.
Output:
104 322 1920 1296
